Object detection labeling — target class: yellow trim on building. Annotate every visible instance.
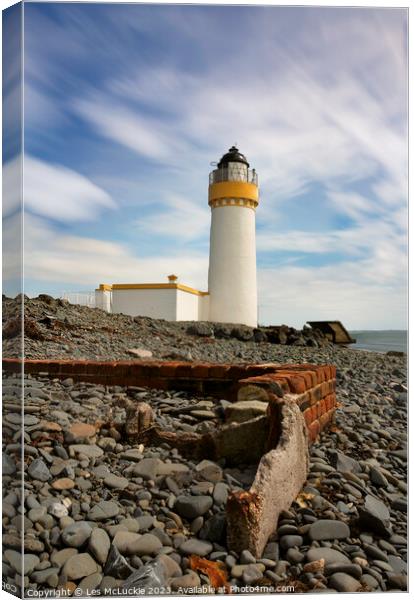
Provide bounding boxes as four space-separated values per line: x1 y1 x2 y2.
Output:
209 198 258 210
208 181 258 204
98 284 113 291
99 283 209 297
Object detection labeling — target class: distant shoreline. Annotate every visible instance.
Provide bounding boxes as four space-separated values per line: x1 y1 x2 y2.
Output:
349 330 407 354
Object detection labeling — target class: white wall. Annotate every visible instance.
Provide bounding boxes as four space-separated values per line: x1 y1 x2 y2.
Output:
111 288 177 319
176 289 200 321
199 294 210 321
95 289 112 312
208 205 257 327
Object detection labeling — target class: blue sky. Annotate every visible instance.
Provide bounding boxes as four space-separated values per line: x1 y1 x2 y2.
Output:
3 3 408 328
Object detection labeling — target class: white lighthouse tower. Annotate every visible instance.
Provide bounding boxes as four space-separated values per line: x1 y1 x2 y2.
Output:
95 146 259 328
207 146 259 328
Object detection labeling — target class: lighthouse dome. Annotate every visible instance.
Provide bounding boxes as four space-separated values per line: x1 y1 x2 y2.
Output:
217 146 250 168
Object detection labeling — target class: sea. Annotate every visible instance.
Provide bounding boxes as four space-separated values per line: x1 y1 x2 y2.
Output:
349 330 407 354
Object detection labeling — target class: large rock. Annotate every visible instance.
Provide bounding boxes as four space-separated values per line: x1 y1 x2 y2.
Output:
113 532 141 555
3 454 16 476
370 466 389 487
213 482 228 506
103 474 129 490
242 564 263 585
331 451 361 474
88 528 110 565
174 495 213 520
70 444 104 459
157 554 182 578
88 501 120 521
179 539 213 557
131 533 163 556
31 567 60 584
358 495 392 536
120 449 143 462
230 326 254 342
171 571 201 590
104 544 133 579
225 401 267 424
67 422 96 443
195 460 222 483
329 573 361 592
280 535 303 549
199 514 226 544
113 531 162 556
28 458 51 482
62 553 98 580
51 548 78 568
61 522 93 548
133 458 161 481
186 323 213 337
120 559 168 594
306 548 352 566
308 519 350 541
74 573 103 596
52 478 75 490
5 550 39 575
157 462 189 476
388 555 407 574
213 324 234 339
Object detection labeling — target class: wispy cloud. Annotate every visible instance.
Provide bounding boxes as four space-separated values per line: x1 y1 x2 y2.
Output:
75 99 181 162
71 27 407 223
23 155 116 222
2 155 21 217
21 213 208 290
135 194 210 241
258 262 407 330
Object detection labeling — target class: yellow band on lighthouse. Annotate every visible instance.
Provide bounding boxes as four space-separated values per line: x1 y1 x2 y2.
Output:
208 181 259 205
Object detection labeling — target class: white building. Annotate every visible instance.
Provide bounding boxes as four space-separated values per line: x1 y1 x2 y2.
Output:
96 146 259 327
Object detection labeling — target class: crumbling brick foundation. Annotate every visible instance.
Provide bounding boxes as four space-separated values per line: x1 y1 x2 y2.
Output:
3 358 336 556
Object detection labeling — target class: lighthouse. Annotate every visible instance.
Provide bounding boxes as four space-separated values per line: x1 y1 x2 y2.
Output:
207 146 259 328
95 145 259 328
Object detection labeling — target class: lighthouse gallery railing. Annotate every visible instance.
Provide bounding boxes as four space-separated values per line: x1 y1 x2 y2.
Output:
209 167 258 185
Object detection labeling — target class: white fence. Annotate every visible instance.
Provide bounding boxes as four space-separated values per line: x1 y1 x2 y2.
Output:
61 291 96 308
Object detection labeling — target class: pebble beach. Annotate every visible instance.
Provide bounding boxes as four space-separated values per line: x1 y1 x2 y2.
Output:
2 296 408 595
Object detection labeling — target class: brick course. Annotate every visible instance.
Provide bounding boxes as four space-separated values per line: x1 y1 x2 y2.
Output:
4 357 336 442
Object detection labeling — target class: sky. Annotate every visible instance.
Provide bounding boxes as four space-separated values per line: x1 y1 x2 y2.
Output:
2 2 408 329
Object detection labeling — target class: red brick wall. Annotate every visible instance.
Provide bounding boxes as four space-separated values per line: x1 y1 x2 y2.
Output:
3 358 336 442
237 363 337 443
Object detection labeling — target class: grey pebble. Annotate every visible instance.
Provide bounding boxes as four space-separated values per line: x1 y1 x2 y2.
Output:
61 522 92 548
308 519 350 541
179 539 213 557
280 534 303 549
174 495 213 519
28 458 51 482
329 572 361 592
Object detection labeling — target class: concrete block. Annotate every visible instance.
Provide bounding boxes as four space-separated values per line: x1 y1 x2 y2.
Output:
226 399 309 557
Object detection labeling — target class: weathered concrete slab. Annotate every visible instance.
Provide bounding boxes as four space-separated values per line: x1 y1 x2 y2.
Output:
226 398 309 557
307 321 355 345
